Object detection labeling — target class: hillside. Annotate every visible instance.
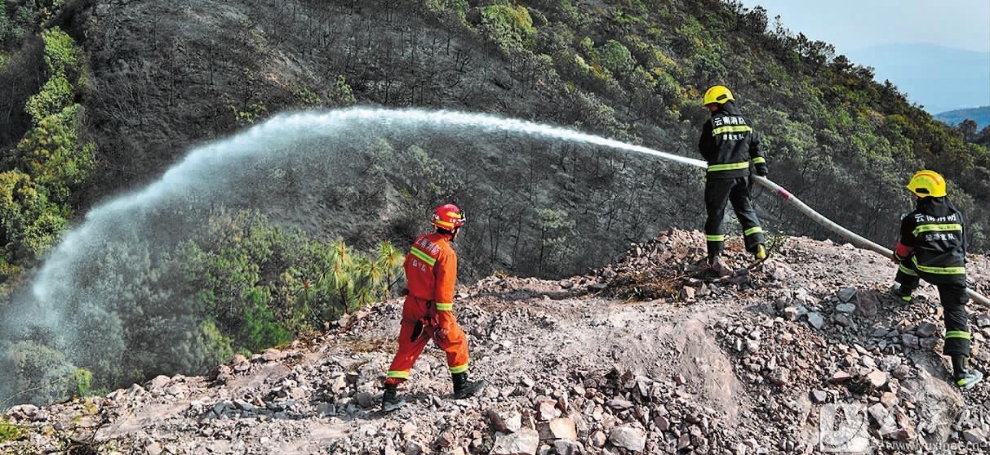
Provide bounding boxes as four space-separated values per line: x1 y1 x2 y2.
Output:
3 230 990 453
3 0 990 415
937 106 990 130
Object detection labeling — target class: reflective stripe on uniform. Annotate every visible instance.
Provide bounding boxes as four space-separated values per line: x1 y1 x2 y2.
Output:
387 370 410 379
449 363 469 374
946 330 971 340
744 227 763 236
913 223 962 236
707 161 750 172
912 256 965 275
706 234 726 242
410 247 436 266
898 264 918 276
751 157 766 164
712 125 753 135
435 302 453 311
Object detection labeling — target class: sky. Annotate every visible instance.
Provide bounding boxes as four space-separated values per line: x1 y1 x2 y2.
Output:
741 0 990 55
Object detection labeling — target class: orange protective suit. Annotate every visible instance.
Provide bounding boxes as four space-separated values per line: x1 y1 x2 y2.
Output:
385 232 469 385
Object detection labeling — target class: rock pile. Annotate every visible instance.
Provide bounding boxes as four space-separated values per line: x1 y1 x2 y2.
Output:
3 229 990 454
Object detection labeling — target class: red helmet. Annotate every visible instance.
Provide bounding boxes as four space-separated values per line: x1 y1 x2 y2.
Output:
431 204 465 230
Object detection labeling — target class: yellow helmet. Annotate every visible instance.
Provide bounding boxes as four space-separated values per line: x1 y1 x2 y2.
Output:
703 85 734 106
906 170 946 197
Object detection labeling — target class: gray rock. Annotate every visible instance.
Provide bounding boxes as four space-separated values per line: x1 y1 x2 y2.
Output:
916 322 938 338
901 334 920 349
355 391 374 408
552 439 584 455
833 313 854 328
608 425 646 452
606 398 634 411
536 400 557 421
491 429 540 455
146 442 163 455
964 428 986 444
490 408 523 433
547 418 577 440
148 375 171 391
854 293 879 318
835 303 856 314
590 430 607 448
807 312 825 329
837 287 857 303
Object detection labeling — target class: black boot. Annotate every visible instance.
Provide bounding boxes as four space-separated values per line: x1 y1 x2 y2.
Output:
382 382 403 408
707 254 728 277
952 355 983 390
889 283 914 303
452 372 485 399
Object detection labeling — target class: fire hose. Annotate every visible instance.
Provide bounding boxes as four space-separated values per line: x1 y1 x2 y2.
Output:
750 175 990 307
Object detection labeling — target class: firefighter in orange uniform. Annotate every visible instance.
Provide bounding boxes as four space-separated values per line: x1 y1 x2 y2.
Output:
382 204 485 407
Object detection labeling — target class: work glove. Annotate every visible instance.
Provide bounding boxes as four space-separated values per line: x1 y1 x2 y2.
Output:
434 325 450 343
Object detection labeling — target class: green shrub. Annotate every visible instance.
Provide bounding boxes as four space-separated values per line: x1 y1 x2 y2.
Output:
40 28 78 78
425 0 469 22
23 73 72 122
230 103 268 126
0 417 26 443
328 75 356 106
7 339 77 405
600 40 635 75
73 368 92 397
480 4 536 51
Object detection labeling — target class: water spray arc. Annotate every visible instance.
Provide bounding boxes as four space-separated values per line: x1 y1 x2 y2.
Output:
4 107 987 407
499 112 990 305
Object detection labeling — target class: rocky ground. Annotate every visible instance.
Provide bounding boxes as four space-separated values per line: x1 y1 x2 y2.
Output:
4 228 990 454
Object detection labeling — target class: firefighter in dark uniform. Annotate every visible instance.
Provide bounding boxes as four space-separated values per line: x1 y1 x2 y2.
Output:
891 170 982 389
698 85 768 273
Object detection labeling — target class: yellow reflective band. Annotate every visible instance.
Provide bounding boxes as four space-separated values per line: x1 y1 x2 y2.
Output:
387 370 410 379
706 234 725 242
449 363 469 374
712 125 753 135
410 247 436 266
898 264 917 276
744 227 763 236
912 257 965 275
434 219 455 229
751 157 766 164
707 162 750 172
435 303 453 311
945 330 971 340
913 224 962 236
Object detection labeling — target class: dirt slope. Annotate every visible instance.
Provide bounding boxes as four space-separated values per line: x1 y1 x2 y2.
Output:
4 229 990 454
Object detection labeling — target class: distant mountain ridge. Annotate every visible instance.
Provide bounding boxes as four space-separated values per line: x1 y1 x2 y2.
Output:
936 106 990 129
847 43 990 114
